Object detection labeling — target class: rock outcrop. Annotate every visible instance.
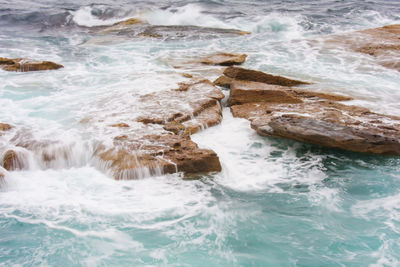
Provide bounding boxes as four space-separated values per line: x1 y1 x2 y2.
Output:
201 53 247 66
215 66 310 88
87 18 250 44
228 70 400 155
326 24 400 71
0 57 63 72
95 79 224 179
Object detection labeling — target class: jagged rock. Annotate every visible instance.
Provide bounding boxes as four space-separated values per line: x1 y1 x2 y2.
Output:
201 53 247 66
0 123 12 131
0 57 63 72
228 80 352 106
231 98 400 155
93 78 224 179
326 24 400 71
137 79 224 125
2 150 25 171
223 66 310 87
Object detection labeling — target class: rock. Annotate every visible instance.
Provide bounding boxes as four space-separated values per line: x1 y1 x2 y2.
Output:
0 57 63 72
0 123 12 131
227 80 352 106
89 22 251 44
98 133 221 180
325 24 400 71
223 66 310 87
110 123 129 128
231 99 400 155
93 78 224 179
113 18 142 26
228 80 303 106
0 171 4 179
214 75 235 88
137 79 224 125
201 53 247 66
2 150 25 171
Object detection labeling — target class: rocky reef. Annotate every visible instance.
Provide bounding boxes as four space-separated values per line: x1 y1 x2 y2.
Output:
224 68 400 155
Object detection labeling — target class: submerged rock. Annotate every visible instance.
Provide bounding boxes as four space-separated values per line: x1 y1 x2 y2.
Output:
95 78 225 179
219 66 310 87
326 24 400 71
231 84 400 155
201 53 247 66
0 57 63 72
87 19 250 44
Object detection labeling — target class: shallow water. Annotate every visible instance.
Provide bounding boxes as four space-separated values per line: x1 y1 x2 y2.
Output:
1 0 400 266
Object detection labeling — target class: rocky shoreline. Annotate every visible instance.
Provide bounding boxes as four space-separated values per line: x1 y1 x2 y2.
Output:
1 23 400 179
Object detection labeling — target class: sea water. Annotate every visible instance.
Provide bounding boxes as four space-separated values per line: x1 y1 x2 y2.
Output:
1 0 400 266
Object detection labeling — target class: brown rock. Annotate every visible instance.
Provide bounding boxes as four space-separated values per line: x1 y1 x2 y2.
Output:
93 78 224 179
214 75 235 88
231 99 400 155
0 123 12 131
0 57 63 72
228 80 303 106
113 18 142 26
0 171 4 179
97 133 221 180
227 80 352 106
223 66 310 87
201 53 247 66
137 79 224 125
2 150 25 171
110 123 129 128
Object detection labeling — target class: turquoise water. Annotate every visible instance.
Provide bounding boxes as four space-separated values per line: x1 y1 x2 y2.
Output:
1 1 400 266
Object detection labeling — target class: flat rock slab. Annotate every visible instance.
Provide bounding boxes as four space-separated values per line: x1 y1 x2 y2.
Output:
0 57 63 72
217 66 310 87
228 80 352 106
326 24 400 71
232 99 400 155
87 19 250 44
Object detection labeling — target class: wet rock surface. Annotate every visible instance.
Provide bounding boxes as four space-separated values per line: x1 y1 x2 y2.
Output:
0 57 63 72
221 66 310 87
228 80 352 106
87 19 250 44
95 79 224 179
200 53 247 66
326 24 400 71
231 91 400 155
0 123 12 132
2 150 25 171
